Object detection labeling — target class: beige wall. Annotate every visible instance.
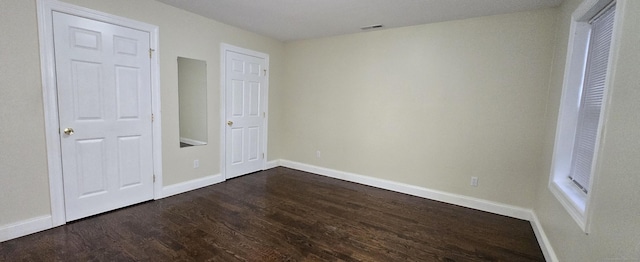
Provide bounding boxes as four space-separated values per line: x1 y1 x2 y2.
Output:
0 0 52 226
0 0 284 226
281 9 557 208
535 0 640 260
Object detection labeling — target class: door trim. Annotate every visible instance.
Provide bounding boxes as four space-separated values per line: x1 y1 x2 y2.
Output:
220 43 269 179
36 0 162 226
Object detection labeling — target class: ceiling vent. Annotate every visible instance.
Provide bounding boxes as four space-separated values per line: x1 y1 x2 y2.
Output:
360 24 384 30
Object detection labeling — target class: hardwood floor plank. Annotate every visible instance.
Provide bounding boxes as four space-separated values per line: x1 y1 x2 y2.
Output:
0 167 544 261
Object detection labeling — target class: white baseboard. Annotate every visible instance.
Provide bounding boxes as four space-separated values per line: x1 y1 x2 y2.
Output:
530 212 559 262
265 160 280 169
159 173 224 199
0 215 52 242
279 159 533 220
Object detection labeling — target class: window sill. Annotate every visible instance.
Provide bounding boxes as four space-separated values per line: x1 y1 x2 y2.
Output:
549 178 590 233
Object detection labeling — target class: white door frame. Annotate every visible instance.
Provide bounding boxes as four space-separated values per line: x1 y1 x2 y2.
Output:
37 0 162 226
220 44 269 179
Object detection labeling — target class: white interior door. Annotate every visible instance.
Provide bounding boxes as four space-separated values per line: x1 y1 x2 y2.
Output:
225 50 267 179
53 11 154 221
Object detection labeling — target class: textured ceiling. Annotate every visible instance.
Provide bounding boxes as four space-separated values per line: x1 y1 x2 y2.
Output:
156 0 563 42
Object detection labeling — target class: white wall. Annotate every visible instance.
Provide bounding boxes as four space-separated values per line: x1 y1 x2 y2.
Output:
535 0 640 260
280 9 557 208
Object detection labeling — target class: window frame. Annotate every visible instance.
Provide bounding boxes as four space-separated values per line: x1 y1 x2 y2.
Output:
548 0 619 233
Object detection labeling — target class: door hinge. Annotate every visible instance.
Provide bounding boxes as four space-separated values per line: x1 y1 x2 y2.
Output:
153 174 156 183
149 48 155 58
262 153 265 159
263 112 266 118
151 113 154 122
263 69 267 76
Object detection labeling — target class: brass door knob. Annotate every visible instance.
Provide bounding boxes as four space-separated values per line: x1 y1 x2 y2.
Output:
63 127 75 135
227 121 233 126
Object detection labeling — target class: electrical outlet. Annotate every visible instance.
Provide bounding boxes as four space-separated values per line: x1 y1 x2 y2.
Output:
194 159 199 168
316 150 321 158
471 177 478 187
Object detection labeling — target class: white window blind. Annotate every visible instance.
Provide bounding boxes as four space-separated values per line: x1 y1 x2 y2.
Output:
568 2 616 193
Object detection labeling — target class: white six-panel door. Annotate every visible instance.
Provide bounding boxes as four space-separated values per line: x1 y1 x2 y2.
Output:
225 50 267 179
53 11 154 221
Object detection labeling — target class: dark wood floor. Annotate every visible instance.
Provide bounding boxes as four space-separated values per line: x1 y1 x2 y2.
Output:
0 167 544 261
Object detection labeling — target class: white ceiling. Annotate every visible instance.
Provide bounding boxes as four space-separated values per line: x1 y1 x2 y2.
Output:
155 0 563 42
